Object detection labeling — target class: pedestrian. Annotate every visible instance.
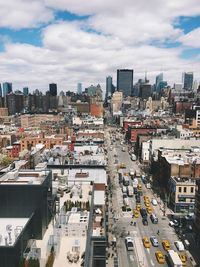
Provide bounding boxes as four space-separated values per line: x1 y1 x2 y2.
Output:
157 230 160 235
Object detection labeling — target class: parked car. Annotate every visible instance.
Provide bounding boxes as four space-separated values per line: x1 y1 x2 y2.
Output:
169 219 179 227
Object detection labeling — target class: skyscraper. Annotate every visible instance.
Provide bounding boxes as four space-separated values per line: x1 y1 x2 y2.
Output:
0 83 2 97
117 69 133 97
49 83 57 96
77 83 82 94
155 73 163 91
106 76 113 98
3 82 12 97
23 87 29 96
183 72 193 90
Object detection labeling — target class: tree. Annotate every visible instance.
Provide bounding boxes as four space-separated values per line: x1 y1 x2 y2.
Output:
0 156 13 167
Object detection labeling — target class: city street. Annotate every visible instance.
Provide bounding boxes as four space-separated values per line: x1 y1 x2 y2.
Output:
105 127 194 267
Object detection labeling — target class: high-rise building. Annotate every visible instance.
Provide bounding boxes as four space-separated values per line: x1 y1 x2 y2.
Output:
49 83 57 96
23 87 29 96
117 69 133 97
106 76 113 98
139 83 152 99
3 82 12 97
155 73 163 91
0 83 2 97
77 83 82 94
183 72 193 90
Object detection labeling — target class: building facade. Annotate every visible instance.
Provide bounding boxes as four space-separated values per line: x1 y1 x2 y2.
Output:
117 69 133 97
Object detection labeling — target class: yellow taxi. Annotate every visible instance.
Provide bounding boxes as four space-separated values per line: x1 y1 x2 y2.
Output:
142 237 151 248
162 240 171 250
147 207 153 214
133 209 139 218
144 195 149 201
145 201 150 208
155 251 165 264
137 184 142 190
178 254 187 266
120 163 126 168
136 203 141 211
123 172 129 176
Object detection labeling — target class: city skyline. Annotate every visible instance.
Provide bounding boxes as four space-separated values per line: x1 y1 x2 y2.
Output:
0 1 200 92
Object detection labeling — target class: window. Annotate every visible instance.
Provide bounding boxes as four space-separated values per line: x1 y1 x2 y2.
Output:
191 187 194 193
178 187 182 193
184 187 187 193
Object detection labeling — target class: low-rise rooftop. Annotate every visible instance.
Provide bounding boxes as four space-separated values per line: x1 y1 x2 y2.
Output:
0 170 50 185
0 218 29 247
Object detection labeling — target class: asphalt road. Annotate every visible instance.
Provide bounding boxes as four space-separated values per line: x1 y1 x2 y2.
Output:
105 128 193 267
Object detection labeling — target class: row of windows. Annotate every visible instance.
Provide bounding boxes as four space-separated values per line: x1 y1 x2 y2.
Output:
178 186 194 193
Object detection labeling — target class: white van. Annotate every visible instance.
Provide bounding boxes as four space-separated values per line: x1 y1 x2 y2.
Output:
122 186 127 193
174 241 185 251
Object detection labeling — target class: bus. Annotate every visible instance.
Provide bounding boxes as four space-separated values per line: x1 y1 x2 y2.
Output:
125 236 134 251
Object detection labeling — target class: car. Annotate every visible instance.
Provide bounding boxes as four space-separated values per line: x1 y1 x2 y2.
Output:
144 195 149 201
142 237 151 248
174 241 185 251
140 208 147 218
136 204 141 211
162 240 170 250
136 196 141 203
147 207 153 214
150 236 159 247
137 184 142 191
142 218 148 225
178 254 187 266
151 198 158 206
155 251 165 264
145 201 150 208
169 219 179 227
134 187 138 194
185 214 194 220
150 213 158 224
125 236 134 251
133 209 139 218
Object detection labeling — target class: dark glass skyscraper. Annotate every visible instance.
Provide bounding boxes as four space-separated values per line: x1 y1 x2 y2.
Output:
183 72 193 90
49 83 57 96
23 87 29 96
117 69 133 97
106 76 114 98
3 82 12 97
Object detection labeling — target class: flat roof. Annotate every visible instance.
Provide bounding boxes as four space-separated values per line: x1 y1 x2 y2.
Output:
67 168 107 185
0 218 29 247
0 170 50 185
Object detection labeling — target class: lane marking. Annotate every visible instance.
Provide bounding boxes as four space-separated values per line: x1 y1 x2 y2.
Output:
129 255 134 262
147 248 150 254
150 259 155 266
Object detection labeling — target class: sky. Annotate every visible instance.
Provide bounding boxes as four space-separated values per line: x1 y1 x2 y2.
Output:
0 0 200 93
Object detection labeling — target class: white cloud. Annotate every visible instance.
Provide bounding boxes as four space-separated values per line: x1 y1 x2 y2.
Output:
0 0 53 29
0 0 200 91
179 28 200 48
0 21 199 93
